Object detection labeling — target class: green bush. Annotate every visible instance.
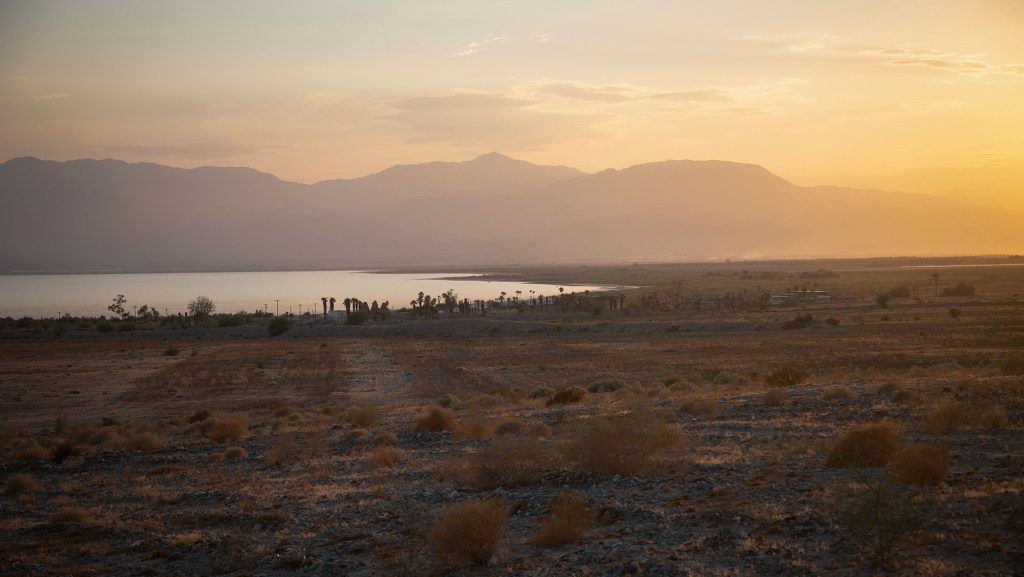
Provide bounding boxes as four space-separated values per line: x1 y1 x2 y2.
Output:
346 310 369 325
95 320 115 333
117 321 137 332
267 316 292 336
218 314 246 327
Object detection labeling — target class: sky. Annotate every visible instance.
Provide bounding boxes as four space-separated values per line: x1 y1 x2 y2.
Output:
2 1 1022 208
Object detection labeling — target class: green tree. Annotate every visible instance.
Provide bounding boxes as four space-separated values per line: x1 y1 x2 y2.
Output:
108 294 128 319
187 296 216 320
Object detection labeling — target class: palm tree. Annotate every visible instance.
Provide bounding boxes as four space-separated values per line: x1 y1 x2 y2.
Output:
344 298 352 315
932 273 940 297
329 297 336 312
321 297 328 316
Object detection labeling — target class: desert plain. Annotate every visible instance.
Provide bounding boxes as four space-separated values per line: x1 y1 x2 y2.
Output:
1 259 1022 576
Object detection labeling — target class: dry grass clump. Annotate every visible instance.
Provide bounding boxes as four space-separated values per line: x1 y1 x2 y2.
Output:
679 396 720 418
978 406 1008 429
764 388 789 407
209 417 249 444
922 399 965 434
825 422 901 468
528 386 554 400
50 441 80 464
50 507 97 525
264 437 296 466
223 446 247 460
450 437 563 490
822 387 854 401
367 445 406 469
189 409 212 423
428 498 507 569
414 407 456 433
533 492 593 547
125 432 162 454
4 473 39 494
546 386 588 406
765 365 810 388
9 438 52 461
571 410 684 477
85 426 120 446
344 405 379 428
889 442 951 487
454 418 494 441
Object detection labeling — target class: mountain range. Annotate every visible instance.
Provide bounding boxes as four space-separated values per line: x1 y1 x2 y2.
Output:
1 152 1020 272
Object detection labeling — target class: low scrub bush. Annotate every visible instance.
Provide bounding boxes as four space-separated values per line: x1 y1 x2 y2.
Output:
344 405 379 428
436 394 462 409
189 409 212 423
765 366 810 388
223 446 247 460
209 417 249 444
125 432 161 454
451 437 562 490
571 410 684 476
367 445 406 469
95 320 114 333
533 492 593 547
527 386 554 400
414 407 456 433
267 316 292 336
940 282 975 297
979 406 1008 429
3 473 39 494
164 345 180 356
825 422 901 468
13 439 51 461
680 396 720 418
922 399 964 434
346 310 369 325
832 477 933 567
428 498 507 569
889 442 950 487
217 314 246 327
372 431 398 446
586 378 626 394
51 441 80 464
764 388 789 406
454 419 494 441
546 386 588 406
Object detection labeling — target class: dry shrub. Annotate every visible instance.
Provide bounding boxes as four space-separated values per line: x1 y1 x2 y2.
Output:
372 431 398 446
922 399 964 434
209 417 249 444
891 389 917 404
979 406 1008 429
493 420 527 437
50 507 97 525
428 498 507 569
322 405 344 418
890 442 950 487
680 396 719 418
571 410 684 477
765 366 810 388
349 428 371 442
528 386 554 400
825 422 901 468
546 386 588 406
533 492 593 547
832 478 933 567
50 441 80 464
4 473 39 494
125 432 161 454
414 407 456 433
223 446 247 460
86 426 120 446
874 382 899 395
344 405 379 428
765 388 789 407
452 437 563 490
454 418 494 441
12 439 51 461
823 386 854 401
264 437 296 466
189 409 212 423
367 445 406 469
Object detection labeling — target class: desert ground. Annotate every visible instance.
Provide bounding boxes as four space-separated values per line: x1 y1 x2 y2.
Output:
1 260 1022 576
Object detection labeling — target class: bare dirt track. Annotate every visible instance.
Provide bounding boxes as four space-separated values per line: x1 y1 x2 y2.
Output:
1 264 1023 576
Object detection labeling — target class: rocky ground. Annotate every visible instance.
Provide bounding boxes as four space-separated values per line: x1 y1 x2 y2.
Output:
1 295 1022 576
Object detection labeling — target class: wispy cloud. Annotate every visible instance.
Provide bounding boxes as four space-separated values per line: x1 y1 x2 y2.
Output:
452 34 509 56
862 47 1022 76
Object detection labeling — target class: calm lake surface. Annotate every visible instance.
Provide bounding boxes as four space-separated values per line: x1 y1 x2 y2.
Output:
0 271 613 319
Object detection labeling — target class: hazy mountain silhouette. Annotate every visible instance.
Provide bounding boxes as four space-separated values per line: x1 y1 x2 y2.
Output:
1 154 1020 271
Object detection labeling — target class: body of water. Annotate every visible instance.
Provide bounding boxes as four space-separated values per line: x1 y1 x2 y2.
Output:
0 271 614 319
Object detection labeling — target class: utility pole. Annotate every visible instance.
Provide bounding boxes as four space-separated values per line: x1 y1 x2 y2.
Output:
275 299 280 316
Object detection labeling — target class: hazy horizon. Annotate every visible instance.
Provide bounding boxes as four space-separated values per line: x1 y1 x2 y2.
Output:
2 2 1022 212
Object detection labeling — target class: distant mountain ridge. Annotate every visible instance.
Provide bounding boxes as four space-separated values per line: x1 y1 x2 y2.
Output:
1 153 1020 271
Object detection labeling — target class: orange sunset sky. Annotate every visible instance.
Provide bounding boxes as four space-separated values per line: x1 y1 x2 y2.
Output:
1 1 1022 210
